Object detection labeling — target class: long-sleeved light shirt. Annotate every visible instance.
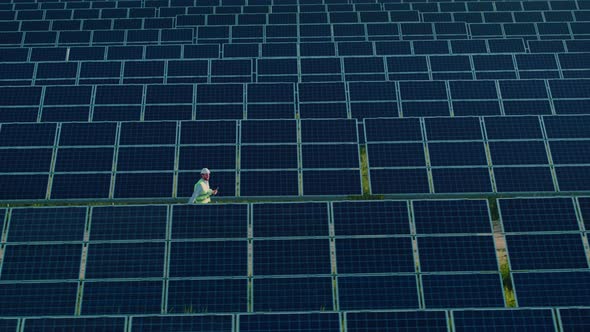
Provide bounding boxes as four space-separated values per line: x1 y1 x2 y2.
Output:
188 179 213 204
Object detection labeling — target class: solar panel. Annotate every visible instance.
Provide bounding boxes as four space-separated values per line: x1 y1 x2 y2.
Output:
1 244 81 281
425 117 483 141
0 282 78 316
113 172 173 198
453 309 556 332
333 201 410 236
0 148 53 173
506 234 588 270
499 198 579 232
370 168 430 194
167 279 247 313
241 120 297 144
23 317 125 332
303 170 362 196
130 315 232 332
241 145 298 169
119 122 177 146
85 242 165 279
417 236 498 272
240 313 340 332
364 118 423 142
336 237 414 273
338 275 419 310
240 170 298 196
412 200 492 234
484 116 543 140
0 123 56 147
169 240 247 277
559 308 590 332
489 141 549 165
180 121 237 145
422 274 504 308
253 202 328 237
90 206 167 241
347 311 447 332
0 319 18 332
81 280 163 315
429 142 488 166
512 271 590 306
117 147 175 171
493 167 555 192
253 277 333 312
8 207 86 242
543 115 590 139
254 239 330 275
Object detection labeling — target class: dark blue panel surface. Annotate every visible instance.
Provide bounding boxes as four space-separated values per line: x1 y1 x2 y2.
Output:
513 272 590 306
59 122 117 146
337 237 414 273
95 85 143 105
0 87 42 106
1 244 81 280
86 242 165 279
349 82 396 101
248 83 294 103
298 83 346 102
301 119 358 143
253 203 328 237
484 116 543 140
333 201 409 236
114 172 173 198
499 198 578 232
240 170 298 196
91 205 167 241
499 80 548 99
506 234 588 270
453 309 556 332
450 80 498 100
400 81 447 100
555 166 590 191
494 167 555 192
179 145 236 170
254 239 330 275
550 141 590 164
559 308 590 332
425 117 482 141
347 311 447 332
197 84 243 103
23 317 126 332
180 121 237 145
489 141 549 165
171 204 246 239
254 277 333 312
0 148 53 173
429 142 487 166
544 116 590 139
169 241 247 277
303 170 361 196
55 148 114 172
370 168 430 194
117 147 175 171
418 236 498 272
241 120 297 144
146 85 193 104
44 86 92 106
167 279 247 313
131 315 232 332
241 145 298 169
364 118 423 142
368 143 425 167
0 282 78 316
8 207 86 242
422 274 504 308
119 122 177 145
82 281 162 315
302 144 359 169
413 200 491 234
432 167 493 193
0 174 48 200
240 313 340 332
0 123 56 147
580 197 590 230
338 275 419 310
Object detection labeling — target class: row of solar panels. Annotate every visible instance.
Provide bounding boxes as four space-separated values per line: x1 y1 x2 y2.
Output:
0 309 589 332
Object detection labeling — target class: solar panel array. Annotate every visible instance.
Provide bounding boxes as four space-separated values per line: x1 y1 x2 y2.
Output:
2 0 590 330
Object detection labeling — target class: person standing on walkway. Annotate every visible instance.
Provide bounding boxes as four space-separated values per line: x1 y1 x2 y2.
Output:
188 168 218 204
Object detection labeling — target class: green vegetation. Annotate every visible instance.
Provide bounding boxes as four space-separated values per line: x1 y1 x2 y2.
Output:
500 262 516 307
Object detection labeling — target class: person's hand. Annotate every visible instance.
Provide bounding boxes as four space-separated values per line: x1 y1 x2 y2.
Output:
212 189 218 195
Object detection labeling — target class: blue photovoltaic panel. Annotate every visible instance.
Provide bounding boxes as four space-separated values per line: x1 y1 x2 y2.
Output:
484 116 543 140
432 168 493 194
169 241 247 277
146 85 193 104
506 234 588 270
302 144 359 169
55 148 114 172
364 118 423 142
180 121 237 145
85 242 165 279
336 237 414 273
0 148 53 173
90 206 167 241
333 201 410 236
44 86 92 106
171 204 247 239
303 170 362 196
95 85 143 105
197 84 243 104
338 275 419 310
428 142 487 166
253 277 333 312
413 200 491 234
494 167 555 192
58 123 117 147
241 120 297 144
559 308 590 332
453 309 556 332
8 207 86 242
167 279 247 313
555 166 590 191
449 80 498 100
241 145 298 169
240 313 340 332
119 122 177 146
513 272 590 306
549 141 590 164
417 236 498 272
240 170 299 196
23 317 125 332
253 203 328 237
81 281 163 315
425 117 483 141
0 123 56 147
499 80 548 99
489 141 549 165
248 83 294 103
131 315 232 332
0 282 78 316
347 311 448 332
0 319 18 332
0 175 49 200
544 116 590 139
50 174 112 200
367 143 426 167
117 147 175 171
580 197 590 230
0 87 42 106
499 198 579 232
422 274 504 308
254 239 331 275
301 119 358 143
349 82 396 101
1 244 81 281
113 172 173 198
370 168 430 194
298 82 346 102
399 81 447 101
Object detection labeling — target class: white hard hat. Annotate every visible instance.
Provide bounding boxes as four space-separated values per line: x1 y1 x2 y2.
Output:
200 168 211 174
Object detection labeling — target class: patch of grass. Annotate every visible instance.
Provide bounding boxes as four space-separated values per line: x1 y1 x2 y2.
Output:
359 145 370 195
500 261 516 307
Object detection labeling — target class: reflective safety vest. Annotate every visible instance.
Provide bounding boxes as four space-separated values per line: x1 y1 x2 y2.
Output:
189 179 213 204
